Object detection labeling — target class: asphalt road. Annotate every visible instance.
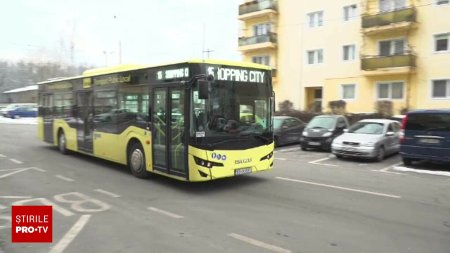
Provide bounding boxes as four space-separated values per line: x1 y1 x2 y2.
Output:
1 123 450 253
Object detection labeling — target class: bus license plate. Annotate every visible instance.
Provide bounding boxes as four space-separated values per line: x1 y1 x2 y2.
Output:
235 168 252 176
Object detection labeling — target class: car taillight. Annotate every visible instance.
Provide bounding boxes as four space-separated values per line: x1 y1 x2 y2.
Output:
400 114 408 143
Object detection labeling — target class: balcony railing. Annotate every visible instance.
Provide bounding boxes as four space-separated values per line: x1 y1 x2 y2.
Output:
361 54 416 70
362 7 416 29
238 33 277 47
239 0 277 16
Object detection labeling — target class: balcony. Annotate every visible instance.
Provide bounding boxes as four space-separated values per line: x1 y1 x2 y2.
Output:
362 7 416 35
238 33 277 52
361 54 416 76
239 0 278 20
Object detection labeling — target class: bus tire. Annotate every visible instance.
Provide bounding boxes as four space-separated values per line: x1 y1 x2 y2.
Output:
128 142 149 178
58 130 69 155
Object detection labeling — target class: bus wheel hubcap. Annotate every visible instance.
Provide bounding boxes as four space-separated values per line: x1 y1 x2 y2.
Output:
59 135 65 151
131 149 143 172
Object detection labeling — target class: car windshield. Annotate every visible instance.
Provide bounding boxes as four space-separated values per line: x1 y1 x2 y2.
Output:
406 113 450 131
273 118 283 129
348 122 384 134
190 80 272 139
307 116 335 129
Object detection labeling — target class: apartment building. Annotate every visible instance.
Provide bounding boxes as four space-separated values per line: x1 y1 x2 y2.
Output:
238 0 450 114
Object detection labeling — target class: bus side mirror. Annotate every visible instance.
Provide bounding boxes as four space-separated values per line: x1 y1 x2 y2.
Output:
198 80 209 99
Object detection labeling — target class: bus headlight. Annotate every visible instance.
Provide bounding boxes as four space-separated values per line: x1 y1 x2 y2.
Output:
260 151 273 161
193 156 223 168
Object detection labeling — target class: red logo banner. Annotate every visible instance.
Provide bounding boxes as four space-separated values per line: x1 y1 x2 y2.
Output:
12 206 52 243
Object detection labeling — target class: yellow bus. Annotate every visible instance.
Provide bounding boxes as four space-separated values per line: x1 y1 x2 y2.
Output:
37 60 274 181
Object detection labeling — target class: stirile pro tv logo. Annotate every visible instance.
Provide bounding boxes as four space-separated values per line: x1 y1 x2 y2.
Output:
12 206 52 243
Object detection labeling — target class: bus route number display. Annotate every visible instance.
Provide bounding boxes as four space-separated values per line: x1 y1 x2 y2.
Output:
207 66 266 83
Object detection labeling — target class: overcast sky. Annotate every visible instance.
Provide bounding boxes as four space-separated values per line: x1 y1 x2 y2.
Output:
1 0 242 67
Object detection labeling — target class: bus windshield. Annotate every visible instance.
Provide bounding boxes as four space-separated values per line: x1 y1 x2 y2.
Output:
191 80 272 142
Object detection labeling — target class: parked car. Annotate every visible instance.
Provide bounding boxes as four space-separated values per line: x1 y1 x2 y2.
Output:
400 109 450 165
1 103 37 119
273 116 305 147
300 115 349 151
332 119 401 161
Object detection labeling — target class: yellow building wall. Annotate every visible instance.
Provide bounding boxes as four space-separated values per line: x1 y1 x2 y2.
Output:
240 0 450 113
277 0 361 110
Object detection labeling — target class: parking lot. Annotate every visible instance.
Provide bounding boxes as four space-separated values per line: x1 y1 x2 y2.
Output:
275 144 450 180
1 123 450 253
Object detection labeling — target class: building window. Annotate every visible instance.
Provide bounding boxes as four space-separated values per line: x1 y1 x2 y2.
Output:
343 44 356 61
343 4 358 21
380 0 406 12
253 23 271 36
434 33 449 52
252 56 270 66
341 84 356 100
307 49 323 64
436 0 450 5
377 82 404 99
379 39 405 56
432 79 450 98
307 11 323 28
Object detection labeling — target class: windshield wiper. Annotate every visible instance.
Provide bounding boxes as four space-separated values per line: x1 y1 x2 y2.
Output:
239 133 271 144
206 138 243 148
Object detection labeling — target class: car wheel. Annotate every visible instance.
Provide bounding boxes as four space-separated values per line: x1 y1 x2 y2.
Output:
128 142 149 178
402 157 413 166
58 131 68 155
14 115 20 119
301 145 307 151
335 154 343 159
375 146 385 162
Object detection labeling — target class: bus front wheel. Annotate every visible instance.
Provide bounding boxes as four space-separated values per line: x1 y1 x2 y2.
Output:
58 131 68 155
128 142 149 178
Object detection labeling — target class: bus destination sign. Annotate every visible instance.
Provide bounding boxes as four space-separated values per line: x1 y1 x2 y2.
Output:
207 66 266 83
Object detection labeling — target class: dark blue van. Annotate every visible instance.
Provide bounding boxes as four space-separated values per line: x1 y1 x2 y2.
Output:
400 110 450 165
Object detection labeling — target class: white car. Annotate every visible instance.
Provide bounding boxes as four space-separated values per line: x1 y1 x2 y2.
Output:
331 119 401 162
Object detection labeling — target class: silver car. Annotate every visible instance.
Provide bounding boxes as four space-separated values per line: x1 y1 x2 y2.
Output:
331 119 401 161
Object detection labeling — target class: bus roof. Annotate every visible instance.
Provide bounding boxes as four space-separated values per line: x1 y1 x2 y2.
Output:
38 59 272 84
83 60 271 77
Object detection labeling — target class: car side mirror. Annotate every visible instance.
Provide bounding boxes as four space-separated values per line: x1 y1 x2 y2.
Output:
386 131 394 136
198 80 209 99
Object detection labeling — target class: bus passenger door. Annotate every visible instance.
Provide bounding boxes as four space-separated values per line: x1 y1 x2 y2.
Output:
152 87 187 178
76 91 94 153
41 94 54 143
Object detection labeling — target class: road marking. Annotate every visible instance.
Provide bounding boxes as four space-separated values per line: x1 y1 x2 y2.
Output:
392 166 450 177
32 167 47 172
55 175 75 182
371 162 406 175
228 233 291 253
49 215 91 253
147 207 184 219
276 177 401 199
274 158 287 161
0 204 7 210
0 167 45 179
94 189 121 198
0 154 6 158
9 159 23 164
277 147 300 153
308 157 337 167
0 196 32 199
